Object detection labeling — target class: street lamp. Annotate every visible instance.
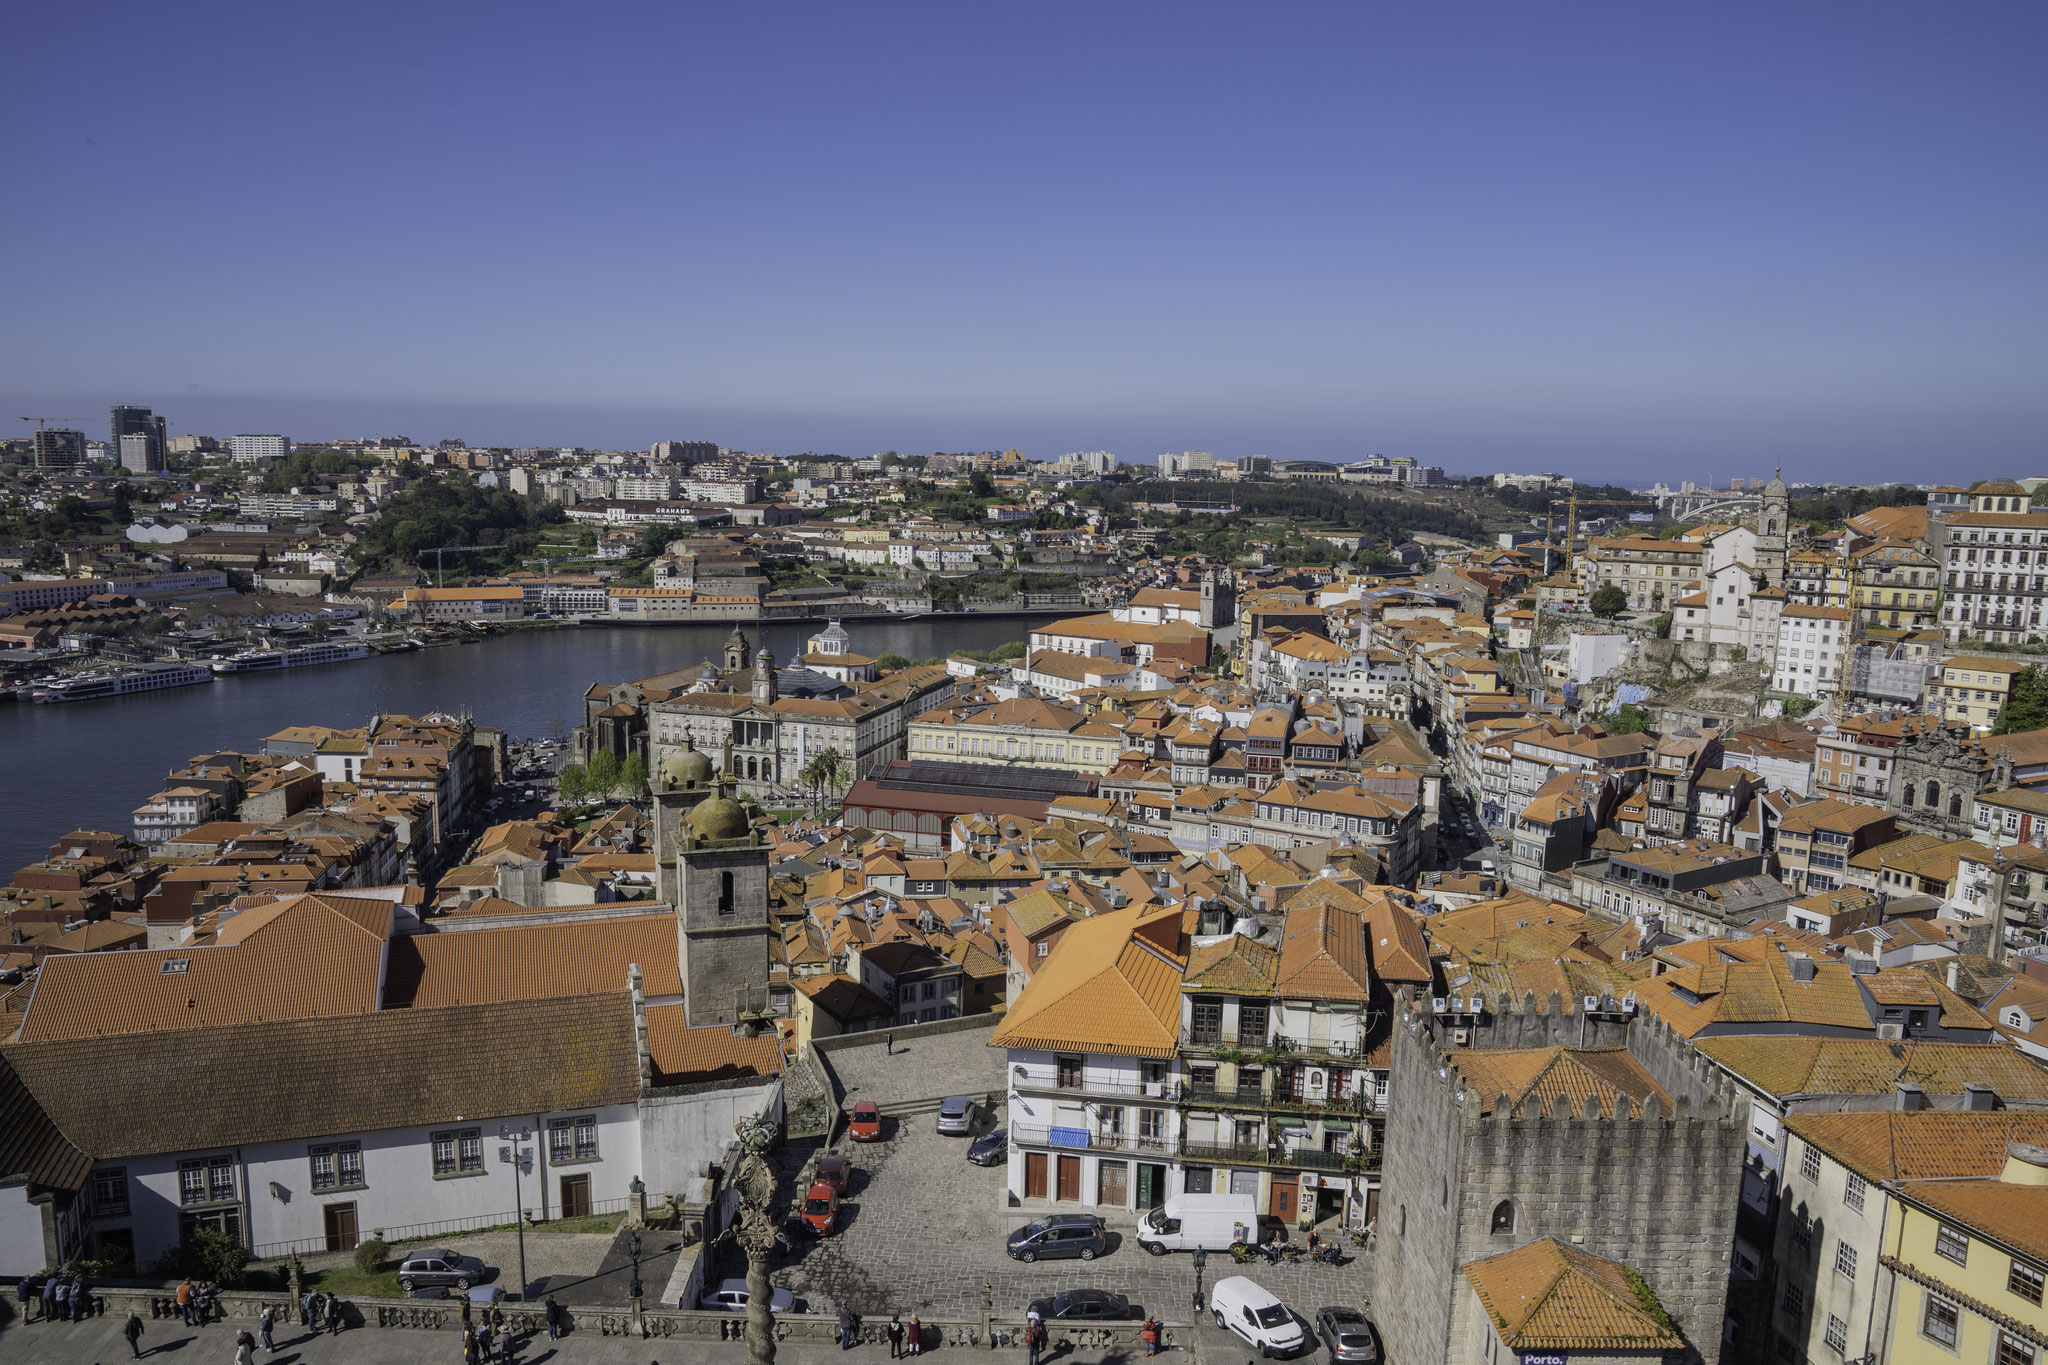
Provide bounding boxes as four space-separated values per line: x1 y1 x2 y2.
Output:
498 1124 532 1300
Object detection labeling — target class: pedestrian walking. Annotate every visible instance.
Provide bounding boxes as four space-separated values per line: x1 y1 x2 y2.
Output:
309 1291 326 1333
463 1322 479 1365
259 1306 276 1352
1026 1316 1046 1365
907 1313 922 1356
545 1295 562 1341
15 1273 33 1323
123 1309 145 1358
1141 1316 1160 1357
233 1333 254 1365
839 1305 856 1350
40 1271 58 1323
50 1274 68 1323
477 1318 495 1364
300 1290 313 1330
885 1031 894 1056
460 1294 473 1327
327 1293 344 1336
887 1315 905 1359
71 1273 89 1321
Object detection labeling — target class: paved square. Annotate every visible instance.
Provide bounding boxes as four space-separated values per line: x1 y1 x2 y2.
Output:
706 1110 1375 1330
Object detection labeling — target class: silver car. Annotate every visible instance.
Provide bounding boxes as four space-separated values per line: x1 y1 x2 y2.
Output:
936 1095 975 1135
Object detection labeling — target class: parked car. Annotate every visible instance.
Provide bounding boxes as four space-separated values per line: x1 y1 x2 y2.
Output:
848 1100 883 1142
1007 1213 1108 1262
801 1178 841 1235
1208 1277 1306 1358
1026 1288 1131 1321
698 1279 797 1313
967 1128 1008 1166
813 1152 850 1194
396 1251 490 1293
936 1095 975 1135
1314 1307 1380 1363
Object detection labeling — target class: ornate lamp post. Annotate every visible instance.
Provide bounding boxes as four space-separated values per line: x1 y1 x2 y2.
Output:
497 1125 532 1300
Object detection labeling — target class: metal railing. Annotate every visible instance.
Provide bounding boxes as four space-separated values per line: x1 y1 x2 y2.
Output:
1178 1139 1380 1173
252 1234 337 1259
1016 1072 1167 1100
1011 1122 1171 1155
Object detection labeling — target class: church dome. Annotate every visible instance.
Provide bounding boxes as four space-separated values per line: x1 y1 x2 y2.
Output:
661 741 714 789
687 795 750 843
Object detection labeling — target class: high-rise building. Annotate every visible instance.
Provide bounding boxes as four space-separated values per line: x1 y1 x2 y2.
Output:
33 429 86 469
110 404 153 453
227 433 292 466
119 432 165 474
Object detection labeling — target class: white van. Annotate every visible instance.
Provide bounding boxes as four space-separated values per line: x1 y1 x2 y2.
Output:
1136 1192 1259 1254
1208 1276 1306 1357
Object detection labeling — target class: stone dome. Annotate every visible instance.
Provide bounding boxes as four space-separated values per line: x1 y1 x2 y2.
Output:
660 740 714 789
687 795 750 843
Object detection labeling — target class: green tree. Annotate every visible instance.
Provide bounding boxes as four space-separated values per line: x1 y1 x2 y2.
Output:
1589 584 1629 618
586 748 622 800
557 765 590 804
875 652 912 671
968 471 995 498
1994 667 2048 735
990 640 1028 661
1607 704 1650 734
802 747 849 804
619 753 651 802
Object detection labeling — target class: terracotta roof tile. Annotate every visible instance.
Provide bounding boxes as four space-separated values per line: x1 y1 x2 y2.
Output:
1785 1110 2048 1184
383 914 682 1009
1463 1238 1684 1353
989 906 1185 1057
1454 1046 1672 1118
645 1003 783 1085
1697 1038 2048 1101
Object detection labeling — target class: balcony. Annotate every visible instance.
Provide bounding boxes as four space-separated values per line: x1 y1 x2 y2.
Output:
1175 1083 1373 1118
1178 1139 1379 1174
1014 1071 1170 1102
1011 1122 1172 1156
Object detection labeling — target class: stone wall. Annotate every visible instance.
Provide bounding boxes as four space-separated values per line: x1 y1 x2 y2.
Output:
40 1281 1175 1349
1373 999 1748 1365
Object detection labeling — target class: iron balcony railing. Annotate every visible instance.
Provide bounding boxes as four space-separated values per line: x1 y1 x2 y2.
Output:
1176 1139 1379 1173
1015 1072 1171 1100
1174 1083 1372 1117
1011 1122 1172 1155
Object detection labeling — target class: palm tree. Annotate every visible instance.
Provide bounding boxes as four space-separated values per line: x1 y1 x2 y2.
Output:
802 748 849 811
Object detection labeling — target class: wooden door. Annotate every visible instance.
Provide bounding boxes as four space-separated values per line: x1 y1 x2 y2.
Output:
1136 1163 1165 1209
1268 1177 1298 1221
322 1202 358 1253
560 1172 591 1218
1097 1161 1128 1208
1024 1152 1047 1200
1055 1154 1081 1202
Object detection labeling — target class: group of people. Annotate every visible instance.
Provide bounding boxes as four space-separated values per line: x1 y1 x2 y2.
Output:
1023 1309 1164 1363
15 1268 96 1323
839 1306 925 1357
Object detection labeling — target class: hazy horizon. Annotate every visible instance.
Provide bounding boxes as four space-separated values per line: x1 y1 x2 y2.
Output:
8 3 2044 486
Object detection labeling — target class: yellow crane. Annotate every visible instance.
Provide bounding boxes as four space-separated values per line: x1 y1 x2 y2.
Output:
1538 494 1660 578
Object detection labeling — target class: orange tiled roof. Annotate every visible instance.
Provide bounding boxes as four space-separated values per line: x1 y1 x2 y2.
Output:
645 1002 783 1085
384 914 682 1009
1462 1238 1684 1353
1785 1110 2048 1184
988 906 1186 1057
1453 1046 1672 1118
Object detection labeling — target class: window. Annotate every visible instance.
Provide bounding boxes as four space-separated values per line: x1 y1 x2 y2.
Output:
1935 1223 1970 1265
1056 1055 1084 1089
1036 940 1049 958
1184 1166 1213 1194
1824 1314 1848 1353
1834 1241 1857 1279
1792 1212 1813 1251
548 1116 599 1164
1844 1172 1867 1214
2011 1259 2046 1306
433 1127 483 1177
1491 1200 1515 1234
94 1167 130 1217
1998 1331 2037 1365
1801 1143 1822 1183
179 1155 235 1206
1782 1282 1804 1321
1922 1293 1959 1347
310 1142 363 1190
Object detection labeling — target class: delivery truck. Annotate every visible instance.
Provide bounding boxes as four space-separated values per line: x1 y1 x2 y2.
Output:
1135 1192 1262 1255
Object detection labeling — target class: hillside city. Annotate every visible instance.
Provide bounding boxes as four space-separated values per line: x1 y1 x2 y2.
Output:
6 423 2048 1365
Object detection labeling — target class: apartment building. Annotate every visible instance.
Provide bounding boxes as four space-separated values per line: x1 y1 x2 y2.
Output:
1773 799 1899 895
1935 479 2048 644
1930 654 2026 730
1772 604 1854 697
1578 535 1705 612
1814 715 1915 808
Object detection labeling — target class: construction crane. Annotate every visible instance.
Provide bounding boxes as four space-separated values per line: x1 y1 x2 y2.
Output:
419 545 489 588
522 557 566 614
19 416 76 431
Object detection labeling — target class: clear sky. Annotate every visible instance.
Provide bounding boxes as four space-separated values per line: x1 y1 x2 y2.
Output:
5 2 2044 482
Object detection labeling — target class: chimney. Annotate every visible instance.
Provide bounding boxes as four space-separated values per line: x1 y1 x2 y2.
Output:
1948 960 1962 992
1894 1083 1926 1111
1963 1083 1997 1112
627 962 652 1093
1788 953 1817 983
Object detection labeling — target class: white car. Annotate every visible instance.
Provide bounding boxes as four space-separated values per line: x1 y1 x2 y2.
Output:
1209 1276 1307 1357
698 1278 796 1314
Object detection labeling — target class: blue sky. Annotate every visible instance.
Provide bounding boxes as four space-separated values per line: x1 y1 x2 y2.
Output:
5 2 2044 482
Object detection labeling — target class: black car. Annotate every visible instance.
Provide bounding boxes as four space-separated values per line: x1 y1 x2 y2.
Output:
1314 1307 1380 1364
967 1128 1008 1166
1027 1289 1131 1321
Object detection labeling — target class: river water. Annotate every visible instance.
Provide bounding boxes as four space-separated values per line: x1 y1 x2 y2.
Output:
0 617 1050 876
